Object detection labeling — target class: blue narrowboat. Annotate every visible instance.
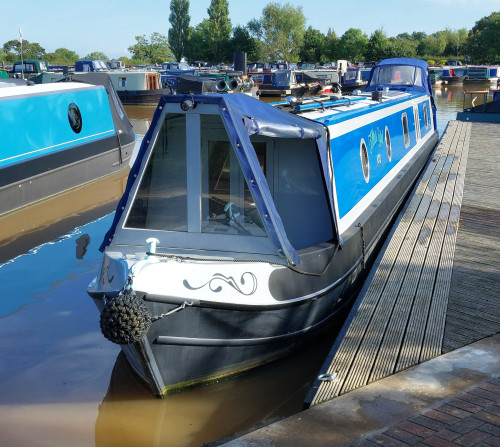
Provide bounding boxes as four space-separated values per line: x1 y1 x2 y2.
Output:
88 58 439 396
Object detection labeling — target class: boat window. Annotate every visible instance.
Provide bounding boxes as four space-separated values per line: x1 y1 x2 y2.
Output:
360 139 370 183
413 105 421 140
423 102 429 128
385 126 392 162
118 77 127 87
125 113 188 231
273 137 334 250
369 65 423 87
201 114 266 237
402 113 410 148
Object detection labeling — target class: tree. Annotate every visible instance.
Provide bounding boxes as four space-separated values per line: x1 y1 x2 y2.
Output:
3 39 46 60
365 29 389 62
230 26 261 61
127 32 173 64
299 27 326 63
386 37 417 58
464 12 500 63
46 48 80 65
207 0 232 62
168 0 190 61
337 28 368 62
323 28 339 62
260 2 306 62
85 51 109 61
186 21 212 62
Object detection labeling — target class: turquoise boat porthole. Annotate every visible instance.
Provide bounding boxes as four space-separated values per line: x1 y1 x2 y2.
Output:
360 138 370 183
68 103 82 134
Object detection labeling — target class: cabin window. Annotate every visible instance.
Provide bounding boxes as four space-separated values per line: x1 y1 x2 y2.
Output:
125 114 188 231
118 77 127 87
385 126 392 162
201 114 266 237
272 137 334 250
423 103 429 128
360 139 370 183
402 113 410 148
413 106 421 141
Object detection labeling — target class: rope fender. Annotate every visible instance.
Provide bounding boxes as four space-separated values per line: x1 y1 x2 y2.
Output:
100 292 152 344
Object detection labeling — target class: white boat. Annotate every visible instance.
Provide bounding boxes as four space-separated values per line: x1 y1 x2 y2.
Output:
88 58 439 397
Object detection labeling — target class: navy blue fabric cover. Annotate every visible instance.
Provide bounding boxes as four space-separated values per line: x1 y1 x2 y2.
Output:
99 93 335 265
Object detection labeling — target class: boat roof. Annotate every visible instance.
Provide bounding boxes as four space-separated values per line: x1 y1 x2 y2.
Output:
365 57 432 95
0 81 100 98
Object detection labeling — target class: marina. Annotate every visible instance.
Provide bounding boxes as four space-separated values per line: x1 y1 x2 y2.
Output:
0 79 498 447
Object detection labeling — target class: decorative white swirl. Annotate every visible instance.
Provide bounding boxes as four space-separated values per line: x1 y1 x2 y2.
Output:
183 272 257 295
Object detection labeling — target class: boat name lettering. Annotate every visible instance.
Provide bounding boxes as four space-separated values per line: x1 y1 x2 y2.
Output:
368 127 383 153
183 272 257 295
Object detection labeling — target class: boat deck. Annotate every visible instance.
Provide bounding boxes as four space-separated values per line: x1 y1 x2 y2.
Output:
307 119 500 407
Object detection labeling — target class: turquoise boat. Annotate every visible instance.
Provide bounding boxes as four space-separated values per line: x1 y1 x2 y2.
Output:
0 76 135 216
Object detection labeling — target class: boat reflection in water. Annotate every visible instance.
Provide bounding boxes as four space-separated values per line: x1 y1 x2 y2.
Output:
95 321 341 447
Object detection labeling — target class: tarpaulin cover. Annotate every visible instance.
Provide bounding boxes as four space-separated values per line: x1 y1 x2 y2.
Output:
100 93 336 265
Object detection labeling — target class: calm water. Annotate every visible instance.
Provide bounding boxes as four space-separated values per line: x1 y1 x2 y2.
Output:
0 84 487 447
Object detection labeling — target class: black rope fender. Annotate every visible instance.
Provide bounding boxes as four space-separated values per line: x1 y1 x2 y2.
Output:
100 291 152 345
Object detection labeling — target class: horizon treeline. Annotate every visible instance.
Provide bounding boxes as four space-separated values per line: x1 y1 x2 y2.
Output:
2 1 500 66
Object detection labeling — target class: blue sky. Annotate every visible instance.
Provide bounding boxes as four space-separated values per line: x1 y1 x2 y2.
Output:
2 0 500 59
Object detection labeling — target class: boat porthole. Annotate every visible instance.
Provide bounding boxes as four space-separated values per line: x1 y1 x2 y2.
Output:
385 126 392 162
68 103 82 134
402 112 410 148
360 138 370 183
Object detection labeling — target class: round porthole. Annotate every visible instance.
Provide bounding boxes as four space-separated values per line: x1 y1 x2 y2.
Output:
385 126 392 162
68 103 82 134
360 138 370 183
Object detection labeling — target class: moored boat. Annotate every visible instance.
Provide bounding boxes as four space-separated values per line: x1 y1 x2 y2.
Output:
0 76 135 216
88 58 438 397
440 67 467 84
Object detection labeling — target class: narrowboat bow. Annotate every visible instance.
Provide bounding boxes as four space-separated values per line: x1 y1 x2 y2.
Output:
88 58 439 397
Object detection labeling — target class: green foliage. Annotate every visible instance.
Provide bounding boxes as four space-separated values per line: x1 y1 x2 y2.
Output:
46 48 80 65
260 2 306 62
464 12 500 63
299 27 326 63
230 26 261 61
337 28 368 62
386 37 417 58
365 29 390 62
168 0 190 61
186 21 212 62
207 0 232 62
85 51 109 61
127 32 173 64
3 39 46 61
322 28 339 62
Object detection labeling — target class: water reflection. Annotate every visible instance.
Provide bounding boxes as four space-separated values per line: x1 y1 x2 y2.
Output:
97 330 339 447
0 90 485 447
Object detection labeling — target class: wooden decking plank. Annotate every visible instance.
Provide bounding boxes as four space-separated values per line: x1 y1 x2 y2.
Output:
311 131 454 402
341 122 462 390
443 121 500 352
420 121 471 360
369 144 456 380
310 120 489 406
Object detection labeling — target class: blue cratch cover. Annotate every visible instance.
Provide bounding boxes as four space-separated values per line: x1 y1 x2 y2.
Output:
100 93 336 265
365 57 436 127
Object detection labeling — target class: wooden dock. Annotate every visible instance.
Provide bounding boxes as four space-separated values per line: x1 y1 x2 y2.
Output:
308 120 500 407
